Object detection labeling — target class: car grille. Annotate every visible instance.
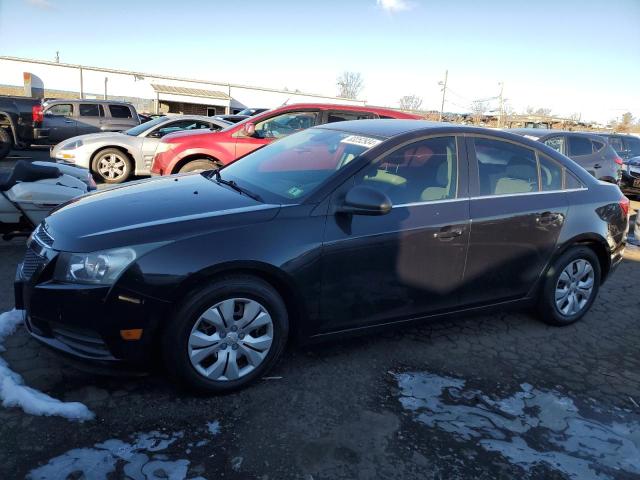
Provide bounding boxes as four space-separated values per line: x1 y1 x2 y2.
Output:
50 324 111 359
34 223 54 247
21 245 48 281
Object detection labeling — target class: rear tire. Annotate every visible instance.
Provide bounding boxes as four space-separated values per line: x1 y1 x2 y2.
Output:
0 128 12 160
92 148 132 184
537 246 601 326
178 159 217 174
162 275 289 393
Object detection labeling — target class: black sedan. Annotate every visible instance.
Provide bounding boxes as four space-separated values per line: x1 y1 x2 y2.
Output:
15 120 629 392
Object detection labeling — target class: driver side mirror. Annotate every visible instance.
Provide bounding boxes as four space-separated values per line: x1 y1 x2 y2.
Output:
148 130 163 138
337 185 392 216
241 122 256 137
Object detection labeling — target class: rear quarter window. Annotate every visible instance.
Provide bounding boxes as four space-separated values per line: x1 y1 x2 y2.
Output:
109 105 133 119
591 139 605 152
564 170 584 189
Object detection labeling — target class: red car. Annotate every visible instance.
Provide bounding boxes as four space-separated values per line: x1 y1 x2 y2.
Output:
151 103 422 175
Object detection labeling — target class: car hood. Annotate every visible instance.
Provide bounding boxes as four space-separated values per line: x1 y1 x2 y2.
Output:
61 132 128 146
44 174 280 252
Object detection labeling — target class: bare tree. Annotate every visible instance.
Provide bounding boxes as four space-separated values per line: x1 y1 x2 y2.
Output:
337 72 364 99
471 100 488 124
534 107 552 117
399 94 423 112
618 112 635 133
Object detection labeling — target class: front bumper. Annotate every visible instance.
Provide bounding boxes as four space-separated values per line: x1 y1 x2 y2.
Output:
51 146 92 170
620 169 640 195
14 247 171 366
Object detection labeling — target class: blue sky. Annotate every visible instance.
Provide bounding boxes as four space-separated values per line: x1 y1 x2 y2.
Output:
0 0 638 122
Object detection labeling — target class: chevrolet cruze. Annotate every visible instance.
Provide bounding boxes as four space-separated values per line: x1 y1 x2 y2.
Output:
15 120 629 392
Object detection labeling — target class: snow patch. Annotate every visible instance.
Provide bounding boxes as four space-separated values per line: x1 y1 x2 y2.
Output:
396 371 640 480
0 309 94 422
28 428 216 480
207 420 220 436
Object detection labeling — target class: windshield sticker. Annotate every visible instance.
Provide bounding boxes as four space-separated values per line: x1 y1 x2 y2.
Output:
287 186 304 198
340 135 382 149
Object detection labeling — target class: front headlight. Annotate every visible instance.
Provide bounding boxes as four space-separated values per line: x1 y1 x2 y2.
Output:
53 243 162 285
61 139 83 150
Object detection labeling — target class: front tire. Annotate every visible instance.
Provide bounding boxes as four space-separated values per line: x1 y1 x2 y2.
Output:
162 275 289 393
178 159 217 174
92 148 132 184
537 246 601 326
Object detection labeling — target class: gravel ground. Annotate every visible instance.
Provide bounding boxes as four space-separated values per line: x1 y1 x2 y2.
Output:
0 149 639 479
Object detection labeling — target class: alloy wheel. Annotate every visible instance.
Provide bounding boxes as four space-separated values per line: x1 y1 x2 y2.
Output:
98 153 127 180
554 259 595 316
188 298 274 381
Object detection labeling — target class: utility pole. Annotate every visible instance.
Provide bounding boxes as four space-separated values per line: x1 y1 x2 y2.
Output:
497 81 504 128
55 51 60 63
438 70 448 122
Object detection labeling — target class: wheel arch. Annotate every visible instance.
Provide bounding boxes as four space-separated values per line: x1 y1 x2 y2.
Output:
551 233 611 283
169 261 307 341
171 153 221 174
90 145 135 173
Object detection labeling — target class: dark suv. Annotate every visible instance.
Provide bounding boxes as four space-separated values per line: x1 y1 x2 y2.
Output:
36 99 141 145
509 129 622 184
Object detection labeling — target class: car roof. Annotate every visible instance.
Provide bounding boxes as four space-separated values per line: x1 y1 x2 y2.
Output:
45 99 134 106
262 103 422 119
509 128 604 141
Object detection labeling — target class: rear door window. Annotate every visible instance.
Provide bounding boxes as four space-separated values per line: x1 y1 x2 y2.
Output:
46 104 73 117
79 104 102 117
607 136 625 154
539 154 563 191
543 136 564 153
109 105 133 119
568 136 593 156
473 137 539 195
327 111 375 123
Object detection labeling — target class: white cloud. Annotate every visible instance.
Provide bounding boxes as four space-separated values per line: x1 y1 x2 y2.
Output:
26 0 53 9
377 0 413 13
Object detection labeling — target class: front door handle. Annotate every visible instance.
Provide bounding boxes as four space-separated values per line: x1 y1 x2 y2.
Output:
434 226 464 241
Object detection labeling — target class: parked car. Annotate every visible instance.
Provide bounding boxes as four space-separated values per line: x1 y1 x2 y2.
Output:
151 103 422 175
619 155 640 197
51 115 232 183
634 204 640 244
509 129 623 184
596 133 640 161
37 99 141 145
236 108 269 116
212 114 249 124
0 95 42 159
16 120 628 392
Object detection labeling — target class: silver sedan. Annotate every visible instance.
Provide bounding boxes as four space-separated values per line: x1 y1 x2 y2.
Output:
51 115 232 183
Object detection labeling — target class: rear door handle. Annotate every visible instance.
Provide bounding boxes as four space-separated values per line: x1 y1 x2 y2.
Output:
593 163 601 169
434 226 464 241
537 211 562 225
64 119 74 124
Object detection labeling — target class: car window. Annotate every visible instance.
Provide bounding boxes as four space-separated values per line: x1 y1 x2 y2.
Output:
46 104 73 117
474 137 538 196
327 111 374 123
568 136 593 156
565 170 583 189
626 137 640 156
543 136 564 153
607 136 625 154
109 105 133 119
79 104 101 117
357 136 457 205
254 111 319 139
155 120 216 137
591 139 605 152
539 154 563 191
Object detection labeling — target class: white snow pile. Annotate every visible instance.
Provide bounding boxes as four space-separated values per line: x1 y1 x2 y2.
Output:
0 309 94 422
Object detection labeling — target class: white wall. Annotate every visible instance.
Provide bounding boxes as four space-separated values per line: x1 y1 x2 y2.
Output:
0 57 365 110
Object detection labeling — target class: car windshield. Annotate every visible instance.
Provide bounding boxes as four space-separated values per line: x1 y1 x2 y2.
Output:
218 128 384 204
124 116 166 136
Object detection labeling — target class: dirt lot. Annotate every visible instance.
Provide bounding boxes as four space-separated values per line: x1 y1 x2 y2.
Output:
0 149 639 479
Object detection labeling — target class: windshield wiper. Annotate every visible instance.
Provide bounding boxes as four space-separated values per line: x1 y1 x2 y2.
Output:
211 169 263 202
